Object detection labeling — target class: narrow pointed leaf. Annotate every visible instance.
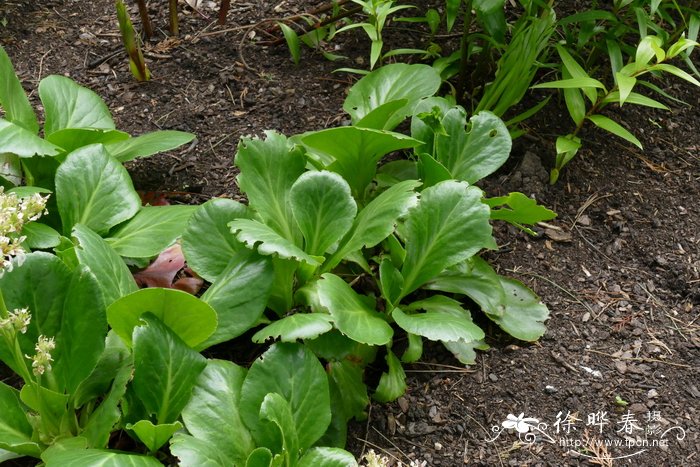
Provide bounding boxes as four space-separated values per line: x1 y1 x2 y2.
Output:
259 394 299 462
0 382 40 458
106 130 195 162
615 72 636 105
586 114 642 148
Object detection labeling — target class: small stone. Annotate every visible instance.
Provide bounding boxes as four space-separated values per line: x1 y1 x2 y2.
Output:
615 360 628 374
629 403 646 413
545 385 558 394
489 373 498 382
434 442 443 451
647 389 659 399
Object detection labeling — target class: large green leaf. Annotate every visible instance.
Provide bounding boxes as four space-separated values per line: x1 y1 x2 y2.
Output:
200 250 273 349
235 131 305 241
51 265 107 394
290 171 357 256
132 314 207 424
127 420 183 453
252 313 334 343
0 46 38 133
170 433 229 467
72 223 138 306
230 219 321 266
343 63 442 129
179 360 254 465
0 382 40 458
47 128 129 154
392 304 484 343
240 343 331 452
310 273 393 346
300 126 419 198
400 181 495 297
42 448 161 466
0 252 70 377
39 75 115 137
55 144 141 235
326 360 369 423
105 130 196 162
434 110 512 183
21 222 61 249
326 180 419 271
0 119 61 157
489 277 549 341
105 205 199 258
426 256 506 318
107 288 217 348
474 0 506 43
259 393 298 462
182 198 249 282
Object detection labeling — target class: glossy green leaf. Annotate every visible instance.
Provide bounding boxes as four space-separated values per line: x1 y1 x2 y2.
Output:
562 68 587 126
373 350 406 402
311 273 393 346
106 205 198 258
105 130 196 162
354 99 408 130
635 35 663 68
615 72 636 105
182 198 249 282
200 250 273 349
300 126 419 198
51 265 107 394
401 181 495 297
252 313 334 343
490 277 549 341
278 22 301 65
132 313 207 424
343 63 441 130
21 221 61 249
532 77 606 90
418 152 451 188
486 192 557 232
235 131 305 242
435 110 511 183
602 91 668 109
240 343 331 451
0 46 38 133
326 360 369 423
46 128 129 154
410 96 453 156
245 448 275 467
401 333 423 363
648 63 700 86
42 448 162 466
392 305 484 343
326 180 419 271
553 43 599 103
443 339 487 365
170 433 229 467
0 382 39 458
56 144 140 235
127 420 182 453
0 252 70 378
179 360 254 465
445 0 460 31
107 288 217 348
72 223 138 306
290 171 357 256
474 0 506 43
297 447 358 467
379 257 403 306
0 119 61 157
39 75 114 136
260 393 298 462
586 114 642 148
230 218 321 266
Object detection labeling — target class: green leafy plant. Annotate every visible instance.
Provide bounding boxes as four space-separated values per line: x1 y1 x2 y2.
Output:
116 0 151 81
0 45 194 191
533 35 700 183
181 64 554 419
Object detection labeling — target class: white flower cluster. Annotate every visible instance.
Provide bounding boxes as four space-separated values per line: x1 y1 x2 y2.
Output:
0 187 49 275
361 450 427 467
27 335 55 376
0 307 31 334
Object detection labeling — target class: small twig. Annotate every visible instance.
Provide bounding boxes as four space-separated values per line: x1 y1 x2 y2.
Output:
584 348 693 368
86 47 122 69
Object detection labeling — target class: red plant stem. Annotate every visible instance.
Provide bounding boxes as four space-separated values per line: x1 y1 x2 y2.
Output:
218 0 230 25
135 0 154 39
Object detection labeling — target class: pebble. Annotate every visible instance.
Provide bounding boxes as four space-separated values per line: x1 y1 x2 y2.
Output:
489 373 498 382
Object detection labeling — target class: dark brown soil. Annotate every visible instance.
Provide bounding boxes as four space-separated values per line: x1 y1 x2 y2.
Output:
1 1 698 466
